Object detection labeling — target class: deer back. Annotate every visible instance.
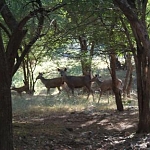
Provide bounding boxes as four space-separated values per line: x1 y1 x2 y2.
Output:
100 79 113 92
42 78 63 88
36 73 63 88
58 68 91 88
91 75 122 92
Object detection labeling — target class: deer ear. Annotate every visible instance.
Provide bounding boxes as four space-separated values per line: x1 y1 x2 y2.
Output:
64 68 67 71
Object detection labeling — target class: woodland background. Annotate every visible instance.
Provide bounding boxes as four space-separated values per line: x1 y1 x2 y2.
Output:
0 0 150 149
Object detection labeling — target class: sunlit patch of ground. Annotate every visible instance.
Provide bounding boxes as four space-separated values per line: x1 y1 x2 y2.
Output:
12 95 142 150
11 76 142 150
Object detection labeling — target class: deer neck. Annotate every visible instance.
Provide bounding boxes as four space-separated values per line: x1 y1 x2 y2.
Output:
61 75 68 82
96 79 103 86
39 77 47 85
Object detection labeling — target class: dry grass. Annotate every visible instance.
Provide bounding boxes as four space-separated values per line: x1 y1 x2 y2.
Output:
12 88 138 117
12 59 138 121
12 91 139 150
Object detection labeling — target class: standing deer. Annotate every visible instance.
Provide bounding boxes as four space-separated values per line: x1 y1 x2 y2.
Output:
11 80 29 96
91 74 122 103
36 73 64 95
57 68 94 100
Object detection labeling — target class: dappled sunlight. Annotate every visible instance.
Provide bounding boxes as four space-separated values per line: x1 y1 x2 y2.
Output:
12 89 138 115
12 93 141 149
81 119 98 128
51 90 60 95
97 118 109 125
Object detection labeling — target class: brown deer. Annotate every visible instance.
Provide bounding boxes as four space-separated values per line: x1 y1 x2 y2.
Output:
57 68 94 100
11 80 29 96
36 73 64 95
91 74 122 103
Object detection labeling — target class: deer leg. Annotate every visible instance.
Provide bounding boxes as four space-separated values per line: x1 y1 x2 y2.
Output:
66 91 70 98
71 88 74 95
86 87 94 101
68 86 74 96
63 86 70 98
85 87 90 100
47 88 50 95
86 92 90 100
86 87 94 100
61 83 70 98
90 89 94 101
106 91 109 103
98 91 102 103
57 87 61 94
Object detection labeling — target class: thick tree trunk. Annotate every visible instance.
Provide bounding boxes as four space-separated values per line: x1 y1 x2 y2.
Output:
0 78 13 150
110 54 124 111
136 45 150 133
0 30 13 150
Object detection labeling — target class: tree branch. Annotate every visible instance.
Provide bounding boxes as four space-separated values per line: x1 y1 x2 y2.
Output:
0 22 10 38
0 0 18 31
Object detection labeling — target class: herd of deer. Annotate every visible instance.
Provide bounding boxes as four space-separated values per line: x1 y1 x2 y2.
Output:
11 68 122 103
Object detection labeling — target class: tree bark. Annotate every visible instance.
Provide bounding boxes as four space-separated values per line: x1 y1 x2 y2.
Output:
136 45 150 133
0 30 13 150
79 36 92 75
123 54 132 98
110 54 124 111
126 65 133 97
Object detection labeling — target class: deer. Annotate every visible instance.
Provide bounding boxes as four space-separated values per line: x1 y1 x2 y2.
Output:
11 80 29 96
36 73 64 95
57 68 94 100
91 74 122 103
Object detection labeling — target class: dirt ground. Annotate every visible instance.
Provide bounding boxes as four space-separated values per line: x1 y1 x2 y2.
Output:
12 106 150 150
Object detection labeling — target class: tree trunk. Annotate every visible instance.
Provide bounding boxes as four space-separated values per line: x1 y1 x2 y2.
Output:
78 36 92 75
123 54 132 98
110 54 124 111
0 76 13 150
0 30 13 150
126 65 133 97
136 45 150 133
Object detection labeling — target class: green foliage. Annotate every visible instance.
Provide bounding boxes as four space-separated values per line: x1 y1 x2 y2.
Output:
4 0 135 72
12 68 24 86
4 0 149 81
6 0 29 19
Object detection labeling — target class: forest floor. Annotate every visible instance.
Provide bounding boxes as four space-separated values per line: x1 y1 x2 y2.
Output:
13 101 150 150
